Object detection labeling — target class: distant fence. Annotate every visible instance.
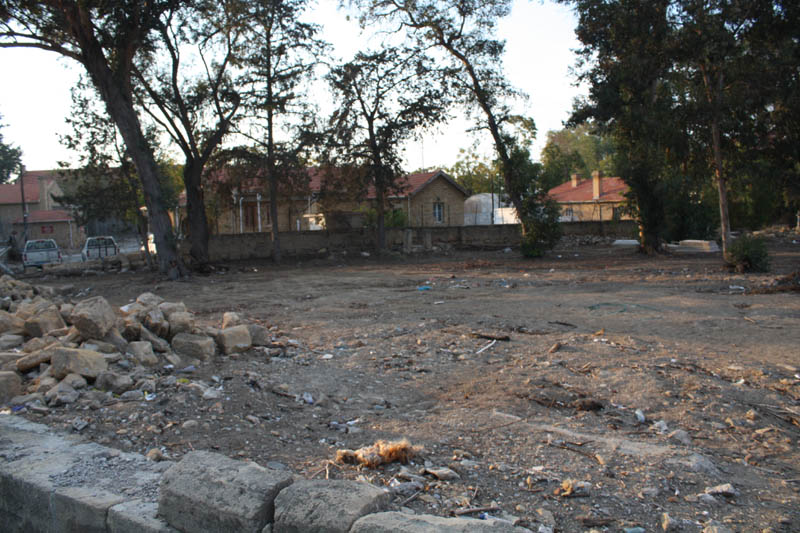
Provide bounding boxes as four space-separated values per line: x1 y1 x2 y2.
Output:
182 220 638 262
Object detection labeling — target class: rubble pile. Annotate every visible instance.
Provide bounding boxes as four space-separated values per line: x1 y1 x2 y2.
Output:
0 275 276 413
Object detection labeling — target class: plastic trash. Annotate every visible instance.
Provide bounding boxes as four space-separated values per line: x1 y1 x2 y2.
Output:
417 285 432 291
177 365 196 374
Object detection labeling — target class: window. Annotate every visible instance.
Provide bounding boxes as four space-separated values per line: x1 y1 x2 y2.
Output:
244 204 259 231
433 202 444 224
564 207 574 219
612 206 622 220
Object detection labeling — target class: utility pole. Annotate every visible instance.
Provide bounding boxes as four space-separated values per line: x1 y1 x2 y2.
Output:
18 165 28 242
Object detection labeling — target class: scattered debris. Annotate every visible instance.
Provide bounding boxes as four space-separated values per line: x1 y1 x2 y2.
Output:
335 439 421 468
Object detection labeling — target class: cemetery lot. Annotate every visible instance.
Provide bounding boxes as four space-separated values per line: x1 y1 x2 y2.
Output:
20 237 800 532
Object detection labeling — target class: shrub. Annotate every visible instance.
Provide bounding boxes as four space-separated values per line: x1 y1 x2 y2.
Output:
726 235 770 273
520 197 562 258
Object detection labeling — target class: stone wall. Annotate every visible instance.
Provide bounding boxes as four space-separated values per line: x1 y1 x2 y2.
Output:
181 220 638 262
0 416 530 533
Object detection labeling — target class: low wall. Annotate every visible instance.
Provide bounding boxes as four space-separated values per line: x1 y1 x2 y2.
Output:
183 221 637 262
0 416 528 533
560 219 638 238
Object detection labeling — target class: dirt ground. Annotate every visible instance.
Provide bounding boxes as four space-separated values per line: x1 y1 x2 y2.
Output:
16 234 800 532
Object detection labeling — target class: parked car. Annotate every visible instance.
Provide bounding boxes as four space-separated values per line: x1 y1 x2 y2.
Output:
81 236 119 261
22 239 62 270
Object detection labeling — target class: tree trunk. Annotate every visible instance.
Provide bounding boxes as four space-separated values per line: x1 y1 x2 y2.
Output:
711 118 731 259
376 180 386 252
701 67 731 260
269 171 281 263
183 161 210 268
63 7 185 277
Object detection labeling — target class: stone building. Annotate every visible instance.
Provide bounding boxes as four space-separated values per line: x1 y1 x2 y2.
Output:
547 170 631 222
0 170 84 249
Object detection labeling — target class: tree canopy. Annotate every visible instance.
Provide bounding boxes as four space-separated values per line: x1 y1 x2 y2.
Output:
0 114 22 184
561 0 800 255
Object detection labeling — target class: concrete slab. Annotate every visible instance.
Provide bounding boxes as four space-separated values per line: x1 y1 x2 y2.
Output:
273 479 390 533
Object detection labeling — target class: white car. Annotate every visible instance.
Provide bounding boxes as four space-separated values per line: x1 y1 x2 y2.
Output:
81 236 119 261
22 239 62 270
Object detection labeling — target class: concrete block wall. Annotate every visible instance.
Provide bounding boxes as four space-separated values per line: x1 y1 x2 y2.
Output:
179 221 635 263
0 416 529 532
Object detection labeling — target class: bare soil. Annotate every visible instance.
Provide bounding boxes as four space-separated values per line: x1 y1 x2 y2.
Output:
18 236 800 532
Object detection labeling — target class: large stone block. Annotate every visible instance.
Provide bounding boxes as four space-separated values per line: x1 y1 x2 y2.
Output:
171 333 215 361
158 451 293 533
137 292 165 308
0 333 25 350
50 347 108 380
127 341 158 366
108 499 179 533
95 371 134 394
0 309 25 335
144 308 170 338
158 301 187 319
217 325 252 355
50 486 126 533
350 512 528 532
248 324 272 347
140 326 169 353
70 296 117 339
24 306 67 338
15 343 59 372
273 480 390 533
0 370 22 403
167 311 195 338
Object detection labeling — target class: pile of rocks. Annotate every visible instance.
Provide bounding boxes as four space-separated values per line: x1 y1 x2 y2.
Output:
0 275 274 410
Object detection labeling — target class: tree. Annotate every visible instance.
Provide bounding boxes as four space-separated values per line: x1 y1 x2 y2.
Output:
0 114 22 183
57 78 180 268
540 123 616 190
1 0 186 277
562 0 799 256
325 46 449 250
132 0 244 270
447 149 502 196
237 0 326 263
358 0 561 256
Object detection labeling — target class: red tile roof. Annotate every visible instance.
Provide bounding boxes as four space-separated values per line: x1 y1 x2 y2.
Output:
186 168 465 205
548 176 628 203
13 209 74 224
0 174 39 204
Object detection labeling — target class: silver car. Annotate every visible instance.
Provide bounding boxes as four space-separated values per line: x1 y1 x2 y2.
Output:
81 236 119 261
22 239 62 270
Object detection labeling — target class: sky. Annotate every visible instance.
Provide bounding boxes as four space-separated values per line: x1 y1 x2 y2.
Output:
0 0 586 173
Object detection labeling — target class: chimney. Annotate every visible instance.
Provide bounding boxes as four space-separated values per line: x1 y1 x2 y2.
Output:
592 170 602 200
570 173 579 188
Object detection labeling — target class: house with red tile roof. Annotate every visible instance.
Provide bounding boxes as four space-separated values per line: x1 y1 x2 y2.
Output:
192 167 468 233
547 171 632 222
0 170 84 248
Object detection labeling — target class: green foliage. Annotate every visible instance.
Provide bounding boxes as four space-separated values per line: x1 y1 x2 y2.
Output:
325 46 450 249
661 173 717 242
503 145 562 257
358 207 407 229
447 150 502 195
0 115 22 184
520 196 562 258
540 123 616 190
726 235 770 273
